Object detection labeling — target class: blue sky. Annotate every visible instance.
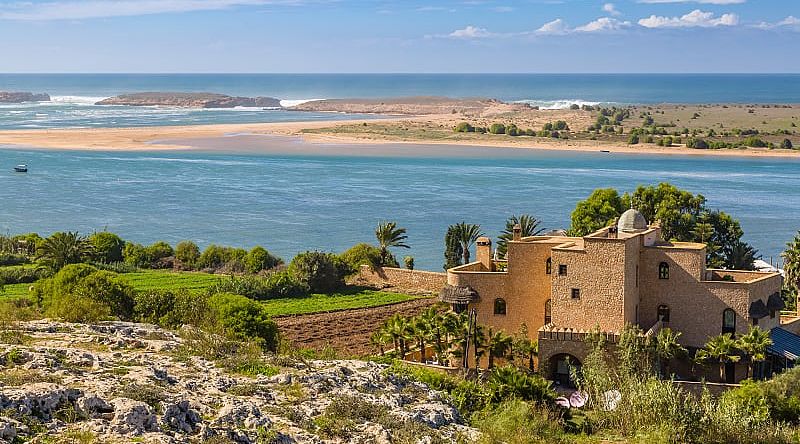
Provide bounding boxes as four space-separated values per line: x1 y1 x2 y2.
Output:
0 0 797 73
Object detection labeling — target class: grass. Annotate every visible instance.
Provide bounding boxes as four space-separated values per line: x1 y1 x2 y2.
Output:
260 290 424 317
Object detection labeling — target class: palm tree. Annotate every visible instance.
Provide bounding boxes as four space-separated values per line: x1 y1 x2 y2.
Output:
375 221 410 266
725 240 757 271
782 231 800 311
384 314 412 359
736 326 773 380
486 328 513 369
497 214 544 258
654 328 687 378
451 222 483 264
411 314 432 363
370 330 390 356
702 333 741 382
36 231 94 271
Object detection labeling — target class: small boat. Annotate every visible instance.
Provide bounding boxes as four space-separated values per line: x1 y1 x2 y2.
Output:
14 164 27 173
600 150 611 153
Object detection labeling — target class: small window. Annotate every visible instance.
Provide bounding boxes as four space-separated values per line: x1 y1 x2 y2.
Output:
493 298 507 315
544 299 552 324
571 288 580 299
657 304 670 322
559 264 568 276
752 317 759 326
723 308 736 334
545 257 552 275
658 262 670 280
770 310 776 319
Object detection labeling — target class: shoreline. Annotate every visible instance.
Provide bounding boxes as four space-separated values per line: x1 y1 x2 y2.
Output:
0 115 798 159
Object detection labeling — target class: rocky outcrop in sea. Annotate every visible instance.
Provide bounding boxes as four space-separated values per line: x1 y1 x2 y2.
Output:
95 93 282 108
0 92 50 103
0 320 477 443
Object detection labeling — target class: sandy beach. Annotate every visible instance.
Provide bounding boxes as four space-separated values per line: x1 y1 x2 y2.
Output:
0 101 798 158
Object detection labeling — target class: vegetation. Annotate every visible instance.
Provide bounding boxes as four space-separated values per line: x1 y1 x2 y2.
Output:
36 231 94 271
783 230 800 311
445 222 484 266
374 221 410 266
288 251 350 293
497 214 544 258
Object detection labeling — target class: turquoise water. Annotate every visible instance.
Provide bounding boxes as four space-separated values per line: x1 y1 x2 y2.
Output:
1 74 799 129
1 141 797 271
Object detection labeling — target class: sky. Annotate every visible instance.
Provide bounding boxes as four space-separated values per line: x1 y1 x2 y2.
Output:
0 0 797 73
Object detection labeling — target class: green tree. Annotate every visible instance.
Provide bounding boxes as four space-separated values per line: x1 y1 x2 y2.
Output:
411 314 431 363
245 246 282 274
700 333 742 382
782 230 800 310
622 183 706 242
736 326 773 380
207 292 280 352
724 240 758 271
288 251 350 293
486 328 513 369
497 214 544 258
569 188 624 236
404 256 414 270
489 123 506 135
144 241 174 267
339 243 386 271
175 241 200 269
450 222 484 265
443 225 463 270
36 231 94 271
654 328 687 378
375 221 410 266
780 138 793 150
88 231 125 263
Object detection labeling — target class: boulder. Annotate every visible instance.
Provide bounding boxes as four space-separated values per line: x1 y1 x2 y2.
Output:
109 398 159 434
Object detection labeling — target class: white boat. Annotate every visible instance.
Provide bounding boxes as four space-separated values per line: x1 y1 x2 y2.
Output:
13 164 27 173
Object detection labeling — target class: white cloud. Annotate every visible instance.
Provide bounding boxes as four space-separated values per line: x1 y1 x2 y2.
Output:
536 18 570 35
638 0 745 4
603 3 621 16
0 0 303 21
575 17 630 32
638 9 739 28
448 25 494 39
754 16 800 30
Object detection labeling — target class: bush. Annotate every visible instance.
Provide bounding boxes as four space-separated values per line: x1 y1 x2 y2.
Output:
404 256 414 270
209 272 306 300
88 232 125 263
0 266 50 284
743 136 768 148
197 244 247 271
245 246 282 274
0 254 28 266
781 139 794 149
489 123 506 135
686 138 709 149
454 122 474 133
339 243 383 271
134 289 208 328
553 120 569 131
123 242 149 268
486 366 555 405
35 264 135 321
628 134 639 145
288 251 349 293
473 400 569 444
145 241 174 267
175 241 200 268
207 293 279 351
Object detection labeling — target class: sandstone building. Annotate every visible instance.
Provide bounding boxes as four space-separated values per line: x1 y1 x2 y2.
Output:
441 209 798 384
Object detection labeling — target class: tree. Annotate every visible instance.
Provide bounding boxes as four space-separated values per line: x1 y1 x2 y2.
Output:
497 214 544 258
654 328 687 378
411 314 431 363
489 123 506 135
36 231 94 271
404 256 414 270
783 231 800 310
450 222 483 265
384 314 411 358
443 225 463 270
628 134 639 145
701 333 741 382
245 246 282 274
511 324 537 371
340 243 387 271
724 240 757 271
486 328 513 369
88 231 125 263
375 221 410 266
569 188 624 236
780 138 793 150
175 241 200 268
736 326 773 380
288 251 350 293
622 183 705 242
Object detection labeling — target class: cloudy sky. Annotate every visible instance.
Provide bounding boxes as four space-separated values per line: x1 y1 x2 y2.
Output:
0 0 797 72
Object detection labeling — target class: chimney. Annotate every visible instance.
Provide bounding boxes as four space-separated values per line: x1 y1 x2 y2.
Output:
476 237 493 271
512 224 522 242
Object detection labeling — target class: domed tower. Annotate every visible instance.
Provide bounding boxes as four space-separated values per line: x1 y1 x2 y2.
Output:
617 208 648 233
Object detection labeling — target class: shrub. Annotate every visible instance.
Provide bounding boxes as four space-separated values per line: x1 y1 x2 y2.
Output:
0 254 28 266
35 264 135 321
454 122 474 133
245 246 282 274
473 400 568 444
209 272 305 300
0 266 50 284
486 366 555 405
489 123 506 135
339 243 383 271
686 138 709 149
553 120 569 131
123 242 149 268
207 293 279 351
72 270 135 319
88 232 125 263
133 289 208 328
781 139 794 149
743 136 768 148
175 241 200 268
288 251 349 293
144 241 174 268
628 134 639 145
197 244 247 270
404 256 414 270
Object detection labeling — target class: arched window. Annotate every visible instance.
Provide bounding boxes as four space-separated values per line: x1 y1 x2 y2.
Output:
722 308 736 334
494 298 507 315
657 304 670 322
544 299 552 325
658 262 670 280
545 257 552 275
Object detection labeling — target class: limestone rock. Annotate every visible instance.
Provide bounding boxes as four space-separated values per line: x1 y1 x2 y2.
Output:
95 92 282 108
0 92 50 103
109 398 159 434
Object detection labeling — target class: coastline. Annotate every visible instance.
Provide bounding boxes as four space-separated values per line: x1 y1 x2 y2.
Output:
0 114 798 159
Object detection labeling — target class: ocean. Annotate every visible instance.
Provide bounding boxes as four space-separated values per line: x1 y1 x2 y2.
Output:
0 73 798 270
1 74 800 129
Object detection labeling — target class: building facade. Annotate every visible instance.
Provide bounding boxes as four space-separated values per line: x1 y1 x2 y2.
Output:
442 209 794 384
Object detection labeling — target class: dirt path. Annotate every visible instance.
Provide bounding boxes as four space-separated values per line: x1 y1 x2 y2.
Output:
275 298 438 356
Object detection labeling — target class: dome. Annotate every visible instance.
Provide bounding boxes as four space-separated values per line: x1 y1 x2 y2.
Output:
617 208 648 232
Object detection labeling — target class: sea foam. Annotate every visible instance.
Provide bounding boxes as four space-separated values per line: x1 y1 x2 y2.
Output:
513 99 607 110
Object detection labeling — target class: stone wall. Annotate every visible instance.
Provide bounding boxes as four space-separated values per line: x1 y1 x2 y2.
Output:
354 265 446 295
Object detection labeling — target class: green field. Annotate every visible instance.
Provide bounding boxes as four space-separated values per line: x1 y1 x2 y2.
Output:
261 290 425 317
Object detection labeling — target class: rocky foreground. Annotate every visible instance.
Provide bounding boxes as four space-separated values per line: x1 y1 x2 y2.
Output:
0 320 476 443
0 92 50 103
96 93 282 108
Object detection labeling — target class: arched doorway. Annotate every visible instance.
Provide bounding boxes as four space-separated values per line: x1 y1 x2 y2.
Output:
549 353 582 387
